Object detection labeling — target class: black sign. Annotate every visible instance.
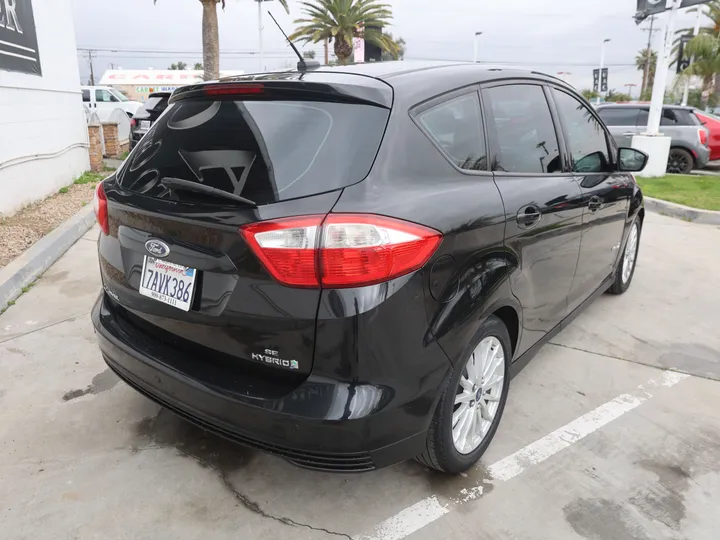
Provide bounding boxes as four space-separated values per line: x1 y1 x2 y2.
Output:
601 68 609 93
0 0 41 76
593 69 600 93
636 0 711 23
677 34 693 73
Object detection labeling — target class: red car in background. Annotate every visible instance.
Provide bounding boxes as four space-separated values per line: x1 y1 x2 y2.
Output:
693 110 720 161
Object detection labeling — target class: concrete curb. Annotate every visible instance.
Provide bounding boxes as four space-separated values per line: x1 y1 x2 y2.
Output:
0 205 95 311
645 197 720 225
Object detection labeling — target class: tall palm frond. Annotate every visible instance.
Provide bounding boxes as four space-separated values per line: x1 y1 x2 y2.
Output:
289 0 397 64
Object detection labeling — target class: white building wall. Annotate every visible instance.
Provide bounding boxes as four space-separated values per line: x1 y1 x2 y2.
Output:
0 0 89 216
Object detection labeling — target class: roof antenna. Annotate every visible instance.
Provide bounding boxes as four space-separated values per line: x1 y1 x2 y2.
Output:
267 11 321 72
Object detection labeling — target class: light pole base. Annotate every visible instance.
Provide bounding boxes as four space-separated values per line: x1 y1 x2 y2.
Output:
631 134 671 178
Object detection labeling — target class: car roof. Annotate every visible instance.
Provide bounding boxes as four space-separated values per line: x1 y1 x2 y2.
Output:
597 102 696 111
217 61 577 108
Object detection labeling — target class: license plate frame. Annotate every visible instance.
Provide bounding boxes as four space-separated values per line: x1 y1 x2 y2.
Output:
140 120 151 130
138 256 197 312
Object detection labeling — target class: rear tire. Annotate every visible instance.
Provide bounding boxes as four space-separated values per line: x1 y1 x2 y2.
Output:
417 315 511 474
667 148 694 174
608 219 641 295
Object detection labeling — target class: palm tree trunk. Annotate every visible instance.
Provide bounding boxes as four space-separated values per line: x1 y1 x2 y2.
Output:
334 35 353 65
324 39 329 65
200 0 220 81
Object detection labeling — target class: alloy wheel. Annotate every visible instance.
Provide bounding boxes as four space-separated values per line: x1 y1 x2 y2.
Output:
452 336 505 455
622 222 639 284
667 153 690 174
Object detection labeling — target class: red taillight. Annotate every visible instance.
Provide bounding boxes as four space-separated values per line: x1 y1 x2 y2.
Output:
93 181 109 235
203 83 264 97
239 214 442 288
699 128 708 146
129 118 136 128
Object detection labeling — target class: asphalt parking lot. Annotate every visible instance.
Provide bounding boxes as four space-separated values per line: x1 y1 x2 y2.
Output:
2 211 719 540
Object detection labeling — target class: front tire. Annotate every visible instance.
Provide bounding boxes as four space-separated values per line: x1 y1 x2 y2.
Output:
667 148 694 174
417 315 511 474
608 219 641 295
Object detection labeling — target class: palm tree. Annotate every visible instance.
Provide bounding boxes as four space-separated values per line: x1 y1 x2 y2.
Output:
289 0 399 65
153 0 288 81
682 33 720 108
636 48 657 97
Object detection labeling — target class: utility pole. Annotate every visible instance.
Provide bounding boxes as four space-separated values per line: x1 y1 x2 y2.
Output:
681 6 704 106
257 0 264 71
324 39 329 65
87 49 96 86
641 16 660 97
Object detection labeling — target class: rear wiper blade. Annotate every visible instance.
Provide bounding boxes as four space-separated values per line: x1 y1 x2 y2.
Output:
160 177 256 207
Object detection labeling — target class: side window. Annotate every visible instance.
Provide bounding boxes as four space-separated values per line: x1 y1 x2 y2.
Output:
661 109 678 126
95 89 112 102
82 89 90 102
552 89 611 174
597 107 639 127
416 93 487 171
484 84 561 174
637 109 649 127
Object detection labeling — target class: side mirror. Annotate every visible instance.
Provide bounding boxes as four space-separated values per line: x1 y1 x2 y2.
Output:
617 147 648 173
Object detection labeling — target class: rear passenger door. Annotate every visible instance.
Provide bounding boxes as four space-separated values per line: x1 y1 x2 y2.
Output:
550 88 633 310
596 107 640 147
482 83 584 357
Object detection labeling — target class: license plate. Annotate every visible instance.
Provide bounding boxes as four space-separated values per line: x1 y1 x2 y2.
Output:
140 120 151 130
139 256 196 311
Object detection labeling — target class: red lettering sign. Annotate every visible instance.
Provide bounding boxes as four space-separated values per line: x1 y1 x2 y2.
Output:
133 74 150 80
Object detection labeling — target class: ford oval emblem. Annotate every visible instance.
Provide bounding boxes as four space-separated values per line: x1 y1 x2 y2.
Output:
145 239 170 258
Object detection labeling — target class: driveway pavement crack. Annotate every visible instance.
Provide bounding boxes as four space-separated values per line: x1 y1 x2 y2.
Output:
175 447 352 539
0 313 89 345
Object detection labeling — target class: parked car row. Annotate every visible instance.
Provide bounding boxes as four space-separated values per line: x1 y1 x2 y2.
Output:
597 103 716 173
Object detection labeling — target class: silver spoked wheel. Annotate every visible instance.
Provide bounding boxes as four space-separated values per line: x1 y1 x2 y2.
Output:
452 336 505 455
622 222 639 284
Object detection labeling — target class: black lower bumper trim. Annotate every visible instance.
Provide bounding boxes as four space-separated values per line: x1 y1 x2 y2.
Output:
105 356 376 472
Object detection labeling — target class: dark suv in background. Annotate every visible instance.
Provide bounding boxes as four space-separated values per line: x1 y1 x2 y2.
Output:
92 62 646 474
597 103 709 173
130 92 171 149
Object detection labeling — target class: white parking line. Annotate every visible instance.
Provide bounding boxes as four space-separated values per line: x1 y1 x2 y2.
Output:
355 370 690 540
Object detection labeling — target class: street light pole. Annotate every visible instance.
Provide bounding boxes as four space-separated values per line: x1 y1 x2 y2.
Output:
473 32 482 63
647 0 682 135
681 5 704 106
597 38 610 105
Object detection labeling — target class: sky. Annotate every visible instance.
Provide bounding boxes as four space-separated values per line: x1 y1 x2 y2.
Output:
70 0 705 97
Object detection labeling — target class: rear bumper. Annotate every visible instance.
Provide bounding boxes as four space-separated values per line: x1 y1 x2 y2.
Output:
92 293 445 471
695 145 711 168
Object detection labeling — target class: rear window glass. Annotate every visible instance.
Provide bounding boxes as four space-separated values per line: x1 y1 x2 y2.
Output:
597 107 639 126
118 100 389 205
144 96 169 113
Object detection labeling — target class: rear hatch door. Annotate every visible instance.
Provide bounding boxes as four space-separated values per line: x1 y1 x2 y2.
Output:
99 78 391 380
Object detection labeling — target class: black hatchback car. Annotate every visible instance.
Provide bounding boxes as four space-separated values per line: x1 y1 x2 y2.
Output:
129 92 171 149
92 62 647 474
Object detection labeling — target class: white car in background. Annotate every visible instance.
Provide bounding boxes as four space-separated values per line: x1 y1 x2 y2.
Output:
81 86 143 117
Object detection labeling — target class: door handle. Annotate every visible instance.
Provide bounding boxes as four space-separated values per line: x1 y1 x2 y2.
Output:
588 196 602 212
516 205 541 227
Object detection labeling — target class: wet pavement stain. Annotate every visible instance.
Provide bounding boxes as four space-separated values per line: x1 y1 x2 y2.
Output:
41 271 69 284
629 460 691 530
563 498 653 540
131 408 254 475
62 369 120 401
6 347 28 356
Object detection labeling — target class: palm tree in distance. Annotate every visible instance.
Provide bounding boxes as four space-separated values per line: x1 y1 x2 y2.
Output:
289 0 399 65
153 0 288 81
636 48 657 98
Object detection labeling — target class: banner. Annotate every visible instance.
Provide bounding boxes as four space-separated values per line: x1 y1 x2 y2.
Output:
636 0 711 23
0 0 42 75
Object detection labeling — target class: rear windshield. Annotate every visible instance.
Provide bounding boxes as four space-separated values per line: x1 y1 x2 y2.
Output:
144 96 169 113
118 99 390 205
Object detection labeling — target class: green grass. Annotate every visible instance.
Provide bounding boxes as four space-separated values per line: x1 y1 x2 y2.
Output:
58 187 69 194
636 174 720 211
119 151 130 160
74 171 106 185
